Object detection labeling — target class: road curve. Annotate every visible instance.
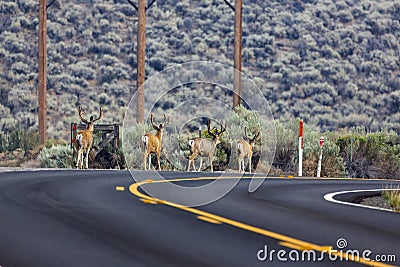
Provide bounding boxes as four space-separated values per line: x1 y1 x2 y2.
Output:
0 170 399 267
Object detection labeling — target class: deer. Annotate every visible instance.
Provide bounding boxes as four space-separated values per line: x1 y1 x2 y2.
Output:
237 127 260 174
187 120 226 172
142 114 169 170
75 106 103 169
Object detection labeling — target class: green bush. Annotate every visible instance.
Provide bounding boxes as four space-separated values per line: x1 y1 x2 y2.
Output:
271 120 346 177
273 120 297 174
39 145 74 168
0 2 18 14
122 123 152 169
337 128 400 178
303 129 346 177
0 126 39 153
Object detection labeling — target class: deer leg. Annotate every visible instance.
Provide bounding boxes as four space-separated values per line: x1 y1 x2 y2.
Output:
76 151 79 169
76 151 81 169
187 157 193 172
85 148 90 169
198 158 203 172
209 154 213 172
188 153 197 172
80 151 84 169
86 148 91 169
81 151 84 169
157 152 161 171
148 154 152 170
238 158 242 173
143 153 148 170
248 157 252 174
242 160 245 174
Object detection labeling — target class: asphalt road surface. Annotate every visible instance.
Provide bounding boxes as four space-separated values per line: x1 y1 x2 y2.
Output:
0 170 399 267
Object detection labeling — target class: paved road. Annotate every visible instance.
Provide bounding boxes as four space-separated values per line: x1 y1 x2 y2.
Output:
0 170 399 267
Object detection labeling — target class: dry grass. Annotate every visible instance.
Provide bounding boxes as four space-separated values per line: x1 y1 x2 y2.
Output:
382 185 400 211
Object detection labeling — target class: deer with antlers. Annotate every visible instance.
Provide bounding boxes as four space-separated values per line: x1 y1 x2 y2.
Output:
142 114 169 170
237 127 260 174
187 120 226 172
75 106 103 169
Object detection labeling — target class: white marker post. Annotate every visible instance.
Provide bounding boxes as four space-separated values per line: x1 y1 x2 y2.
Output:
317 136 325 178
298 120 304 177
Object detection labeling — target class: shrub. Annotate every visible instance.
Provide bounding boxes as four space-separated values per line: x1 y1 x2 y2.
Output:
69 62 96 80
273 120 297 174
271 120 346 177
303 130 346 177
0 126 39 153
0 2 18 14
162 127 189 171
10 61 30 75
382 185 400 211
337 129 400 178
39 145 74 168
18 0 37 13
122 123 152 170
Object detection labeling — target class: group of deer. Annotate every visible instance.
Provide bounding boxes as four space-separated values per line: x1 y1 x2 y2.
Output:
73 107 259 173
142 114 260 173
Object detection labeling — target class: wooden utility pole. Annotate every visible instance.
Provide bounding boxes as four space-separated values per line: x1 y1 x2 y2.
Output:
136 0 146 123
232 0 243 109
38 0 47 143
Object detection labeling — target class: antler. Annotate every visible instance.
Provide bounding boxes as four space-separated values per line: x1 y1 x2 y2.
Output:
91 107 104 123
250 131 260 142
163 114 170 127
150 114 160 130
78 106 90 124
217 121 226 135
207 120 216 138
244 127 249 141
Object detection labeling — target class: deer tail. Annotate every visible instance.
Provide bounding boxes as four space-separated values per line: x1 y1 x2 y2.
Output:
142 135 149 151
188 139 195 147
76 133 83 149
237 142 242 154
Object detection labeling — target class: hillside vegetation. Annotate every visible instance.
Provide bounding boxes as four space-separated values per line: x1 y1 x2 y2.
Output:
0 0 399 137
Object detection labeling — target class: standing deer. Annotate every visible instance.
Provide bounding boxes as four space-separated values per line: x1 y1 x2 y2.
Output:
187 120 226 172
75 106 103 169
237 127 260 174
142 114 169 170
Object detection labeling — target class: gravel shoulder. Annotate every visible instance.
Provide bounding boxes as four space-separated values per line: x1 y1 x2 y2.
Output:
359 195 392 210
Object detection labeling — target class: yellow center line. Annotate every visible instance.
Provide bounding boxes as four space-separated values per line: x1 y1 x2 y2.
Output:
140 198 159 204
197 215 223 224
115 186 125 191
129 177 397 267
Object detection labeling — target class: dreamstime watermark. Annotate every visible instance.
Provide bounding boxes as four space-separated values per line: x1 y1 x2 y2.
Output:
122 61 277 207
257 238 397 263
